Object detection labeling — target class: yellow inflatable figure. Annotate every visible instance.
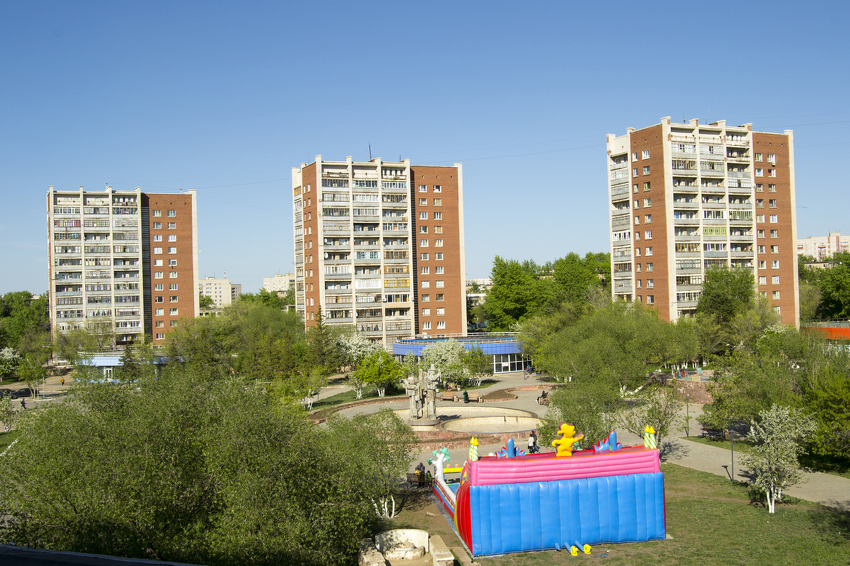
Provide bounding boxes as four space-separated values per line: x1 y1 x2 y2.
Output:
552 423 585 457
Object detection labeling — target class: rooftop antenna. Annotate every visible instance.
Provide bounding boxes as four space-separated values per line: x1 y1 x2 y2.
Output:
369 143 372 160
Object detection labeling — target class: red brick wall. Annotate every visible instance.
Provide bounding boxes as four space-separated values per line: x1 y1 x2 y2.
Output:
300 163 319 328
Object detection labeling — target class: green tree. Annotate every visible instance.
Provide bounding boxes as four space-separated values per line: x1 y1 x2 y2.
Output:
799 281 822 322
740 404 817 514
16 352 46 398
816 251 850 319
239 288 291 310
0 291 49 351
198 294 215 309
545 379 622 448
463 344 493 386
355 350 404 397
697 266 756 326
552 252 603 305
481 257 546 330
305 306 341 375
115 347 142 385
616 385 685 450
422 339 467 386
0 370 398 565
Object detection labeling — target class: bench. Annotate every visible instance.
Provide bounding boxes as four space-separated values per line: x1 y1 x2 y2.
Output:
428 535 454 566
536 390 549 405
466 392 483 403
440 391 456 402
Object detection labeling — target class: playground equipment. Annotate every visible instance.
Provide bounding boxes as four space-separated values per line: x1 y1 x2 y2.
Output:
431 426 666 557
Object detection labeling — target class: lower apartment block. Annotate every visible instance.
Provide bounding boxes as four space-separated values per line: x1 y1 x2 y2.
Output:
292 156 466 345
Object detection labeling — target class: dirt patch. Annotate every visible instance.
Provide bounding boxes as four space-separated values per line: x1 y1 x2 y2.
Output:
482 388 517 402
673 381 713 404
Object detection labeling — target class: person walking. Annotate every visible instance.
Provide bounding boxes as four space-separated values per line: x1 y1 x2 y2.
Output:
20 398 26 410
527 431 538 454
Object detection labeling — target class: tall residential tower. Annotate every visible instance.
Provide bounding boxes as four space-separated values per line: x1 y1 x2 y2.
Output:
47 186 199 346
606 117 799 326
292 156 466 344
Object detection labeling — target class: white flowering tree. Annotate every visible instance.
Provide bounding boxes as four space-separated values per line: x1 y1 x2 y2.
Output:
338 333 383 399
0 347 20 381
422 340 467 387
741 404 817 514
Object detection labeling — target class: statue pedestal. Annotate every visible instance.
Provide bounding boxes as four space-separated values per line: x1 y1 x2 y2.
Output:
408 418 440 432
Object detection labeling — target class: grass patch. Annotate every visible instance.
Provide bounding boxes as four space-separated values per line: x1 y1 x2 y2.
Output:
0 430 21 452
682 436 850 480
386 463 850 566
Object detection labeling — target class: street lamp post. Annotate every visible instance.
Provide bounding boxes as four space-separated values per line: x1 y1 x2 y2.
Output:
685 396 690 437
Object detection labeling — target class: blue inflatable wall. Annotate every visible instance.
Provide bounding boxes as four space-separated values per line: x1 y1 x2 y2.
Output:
468 472 665 556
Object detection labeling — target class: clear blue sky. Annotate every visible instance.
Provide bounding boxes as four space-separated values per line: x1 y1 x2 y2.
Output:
2 1 849 294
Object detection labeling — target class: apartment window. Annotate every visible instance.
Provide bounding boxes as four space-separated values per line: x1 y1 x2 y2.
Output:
636 280 642 289
167 210 176 217
435 280 444 288
436 293 444 301
646 295 654 305
634 216 640 226
771 245 779 253
421 266 429 274
633 184 639 193
170 321 177 328
170 308 178 315
646 279 654 289
419 212 428 220
633 200 639 209
645 246 653 256
436 307 445 315
769 215 778 223
768 169 776 177
153 222 161 229
636 264 641 273
759 276 767 285
419 198 427 206
421 281 430 288
156 333 165 340
643 166 650 175
644 215 652 224
422 322 431 330
168 247 177 254
168 222 176 229
419 226 428 234
758 245 766 254
435 239 443 247
433 199 442 206
774 306 781 314
169 296 178 303
772 290 781 300
152 210 161 217
635 248 641 257
154 247 162 254
155 308 164 316
642 150 650 160
433 212 442 220
435 266 444 274
772 275 780 284
756 199 764 208
169 283 178 290
768 154 776 164
761 291 768 298
435 252 443 260
420 239 428 247
646 263 653 272
755 153 763 161
643 198 651 207
645 230 652 239
154 296 164 303
155 321 164 328
769 184 776 192
420 253 429 260
154 272 163 279
433 185 442 193
421 294 430 302
633 168 638 178
632 152 638 161
154 259 163 266
644 182 651 191
154 284 163 291
418 185 427 192
770 230 778 238
772 260 780 269
437 321 445 329
759 260 767 269
422 309 430 316
168 234 177 242
169 259 177 266
755 168 763 177
769 199 777 208
169 272 177 278
757 214 765 223
758 229 765 238
756 184 764 192
434 226 443 234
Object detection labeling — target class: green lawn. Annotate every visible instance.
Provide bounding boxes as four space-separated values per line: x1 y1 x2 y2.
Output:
682 436 850 480
0 430 21 453
389 463 849 566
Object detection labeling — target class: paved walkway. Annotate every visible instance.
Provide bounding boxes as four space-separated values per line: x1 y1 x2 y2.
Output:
322 371 850 512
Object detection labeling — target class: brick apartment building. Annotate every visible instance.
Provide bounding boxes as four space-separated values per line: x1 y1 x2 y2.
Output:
606 117 799 326
292 156 466 345
47 186 199 346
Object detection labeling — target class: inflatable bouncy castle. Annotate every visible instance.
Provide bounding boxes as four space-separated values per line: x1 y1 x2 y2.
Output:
432 429 666 557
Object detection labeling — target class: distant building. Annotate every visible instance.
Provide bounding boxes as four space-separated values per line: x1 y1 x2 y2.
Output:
606 116 799 327
198 276 241 308
263 273 295 295
47 186 199 346
797 232 850 261
466 278 492 291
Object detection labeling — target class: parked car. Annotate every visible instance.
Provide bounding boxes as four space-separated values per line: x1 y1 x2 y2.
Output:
11 388 37 399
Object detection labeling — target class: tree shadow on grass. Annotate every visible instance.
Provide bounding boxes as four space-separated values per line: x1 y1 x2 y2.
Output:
807 507 850 543
659 439 690 461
